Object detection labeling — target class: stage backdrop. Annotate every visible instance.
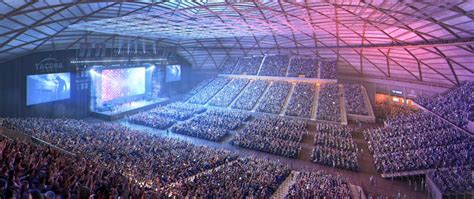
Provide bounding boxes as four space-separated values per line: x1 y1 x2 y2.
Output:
0 49 194 118
0 50 89 118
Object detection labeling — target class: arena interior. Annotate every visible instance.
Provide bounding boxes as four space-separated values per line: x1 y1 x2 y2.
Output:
0 1 473 198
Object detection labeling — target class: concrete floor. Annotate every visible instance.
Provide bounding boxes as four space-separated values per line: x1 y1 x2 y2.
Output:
119 119 429 199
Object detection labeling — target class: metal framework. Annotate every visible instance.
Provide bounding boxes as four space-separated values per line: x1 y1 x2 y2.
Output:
0 0 472 86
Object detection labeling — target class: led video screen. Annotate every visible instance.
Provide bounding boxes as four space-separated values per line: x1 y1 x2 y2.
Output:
27 72 71 106
166 65 181 82
101 67 145 101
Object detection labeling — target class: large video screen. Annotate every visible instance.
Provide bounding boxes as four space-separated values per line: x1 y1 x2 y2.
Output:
166 65 181 82
101 67 145 101
27 72 71 106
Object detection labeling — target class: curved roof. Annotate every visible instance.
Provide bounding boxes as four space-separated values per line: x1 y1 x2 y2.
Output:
0 0 473 86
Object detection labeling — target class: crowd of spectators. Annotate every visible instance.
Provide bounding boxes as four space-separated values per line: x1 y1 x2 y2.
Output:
150 102 206 120
287 58 318 78
375 102 418 123
233 56 263 75
320 60 337 79
258 55 290 77
285 83 315 118
344 84 369 115
233 133 301 158
310 146 359 171
1 119 237 187
188 77 231 104
220 57 239 74
256 81 291 114
208 78 249 107
186 78 214 96
183 77 215 101
128 112 176 130
314 133 356 151
315 123 352 138
364 111 474 174
428 167 473 194
415 81 473 128
249 115 308 142
0 135 150 198
128 102 206 129
311 124 358 171
232 115 306 158
285 171 352 198
317 84 341 122
171 121 229 142
171 109 250 141
164 157 290 198
231 80 269 110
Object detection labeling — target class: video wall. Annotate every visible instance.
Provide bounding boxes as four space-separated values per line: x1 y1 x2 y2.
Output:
166 65 181 82
100 67 146 102
26 72 71 106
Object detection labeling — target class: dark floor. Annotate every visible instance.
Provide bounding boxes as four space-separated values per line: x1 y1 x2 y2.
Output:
119 119 429 199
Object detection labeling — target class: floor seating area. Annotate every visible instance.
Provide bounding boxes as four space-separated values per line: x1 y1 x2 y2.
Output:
231 115 307 158
311 124 359 171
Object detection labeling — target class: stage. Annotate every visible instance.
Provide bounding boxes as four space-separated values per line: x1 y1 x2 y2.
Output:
90 98 169 121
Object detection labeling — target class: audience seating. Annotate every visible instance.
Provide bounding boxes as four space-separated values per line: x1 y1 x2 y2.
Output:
208 78 249 107
317 84 341 122
287 58 318 78
258 55 290 77
344 84 368 115
415 81 473 128
188 77 231 104
285 83 315 118
231 80 269 110
256 81 291 114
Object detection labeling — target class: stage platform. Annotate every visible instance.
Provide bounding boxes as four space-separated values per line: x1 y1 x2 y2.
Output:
90 98 169 121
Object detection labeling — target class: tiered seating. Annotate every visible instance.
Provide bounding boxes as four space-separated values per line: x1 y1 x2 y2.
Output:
415 81 473 128
285 83 315 118
187 78 215 96
221 57 239 74
0 118 238 193
232 115 306 158
287 57 318 78
428 168 473 194
256 81 291 114
286 171 352 198
208 78 249 107
171 109 250 141
375 102 419 122
311 124 359 171
344 84 369 115
164 158 290 198
231 80 269 110
317 84 341 122
320 60 337 79
188 77 230 104
364 112 474 174
258 55 290 76
233 56 263 75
